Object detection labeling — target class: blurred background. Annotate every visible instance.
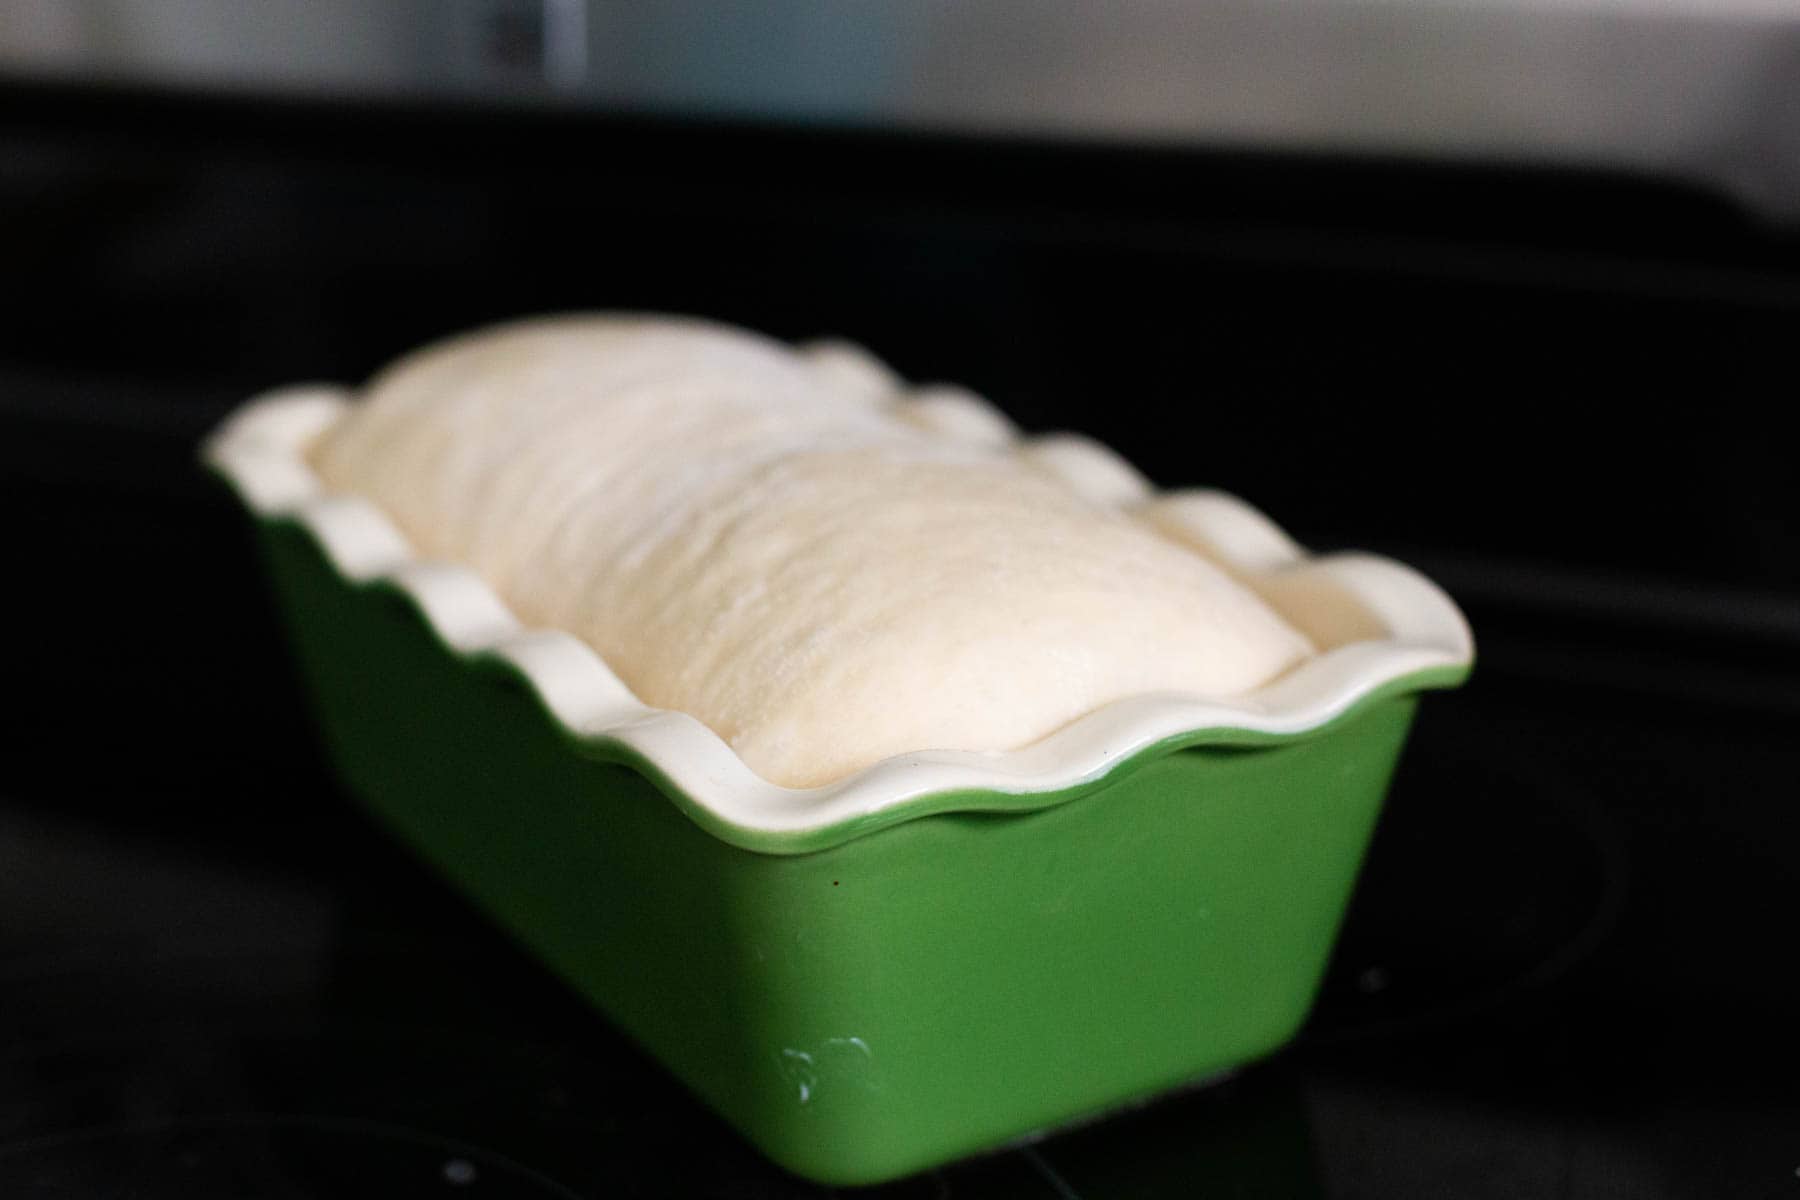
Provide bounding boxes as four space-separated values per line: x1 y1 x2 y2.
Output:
3 2 1798 1197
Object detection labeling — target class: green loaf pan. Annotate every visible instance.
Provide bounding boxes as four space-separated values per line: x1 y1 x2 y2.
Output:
204 384 1472 1186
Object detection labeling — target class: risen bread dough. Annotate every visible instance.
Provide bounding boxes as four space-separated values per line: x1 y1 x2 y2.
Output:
309 315 1314 787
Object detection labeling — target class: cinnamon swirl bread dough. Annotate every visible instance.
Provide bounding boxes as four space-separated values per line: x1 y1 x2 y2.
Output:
309 315 1314 787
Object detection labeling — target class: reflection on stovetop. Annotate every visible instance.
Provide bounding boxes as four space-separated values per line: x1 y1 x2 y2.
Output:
0 1118 583 1200
1309 739 1629 1048
1 684 1795 1198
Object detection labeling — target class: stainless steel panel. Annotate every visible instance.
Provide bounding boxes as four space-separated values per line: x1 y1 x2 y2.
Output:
4 0 1799 217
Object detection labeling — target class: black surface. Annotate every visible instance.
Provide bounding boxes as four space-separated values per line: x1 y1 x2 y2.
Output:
4 684 1796 1197
5 78 1800 592
4 76 1800 1197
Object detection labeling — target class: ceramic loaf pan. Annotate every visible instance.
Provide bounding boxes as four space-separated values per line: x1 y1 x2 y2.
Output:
204 366 1472 1186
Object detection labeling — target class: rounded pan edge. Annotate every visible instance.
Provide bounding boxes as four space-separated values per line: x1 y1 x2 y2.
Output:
202 383 1474 852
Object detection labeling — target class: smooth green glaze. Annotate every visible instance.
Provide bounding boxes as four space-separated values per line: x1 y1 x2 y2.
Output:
249 512 1452 1185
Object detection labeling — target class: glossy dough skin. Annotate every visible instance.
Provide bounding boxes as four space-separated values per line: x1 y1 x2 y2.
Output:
309 316 1314 787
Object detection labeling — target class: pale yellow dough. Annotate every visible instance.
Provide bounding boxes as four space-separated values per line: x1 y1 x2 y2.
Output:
309 315 1314 787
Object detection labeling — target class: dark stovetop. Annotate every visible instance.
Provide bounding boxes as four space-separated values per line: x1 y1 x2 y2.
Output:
4 78 1799 1198
3 659 1796 1198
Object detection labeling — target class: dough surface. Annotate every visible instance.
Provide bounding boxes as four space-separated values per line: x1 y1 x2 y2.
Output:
309 315 1314 787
